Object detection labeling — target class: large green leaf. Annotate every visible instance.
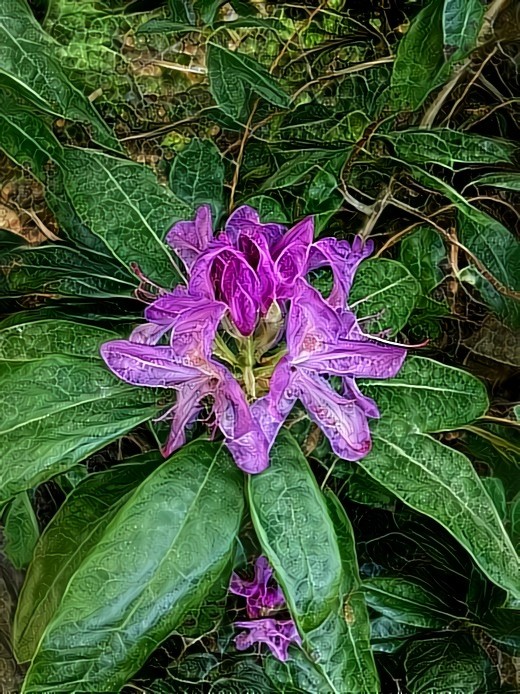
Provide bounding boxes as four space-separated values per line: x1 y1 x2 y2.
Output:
389 0 446 111
363 577 462 629
0 92 62 180
361 356 489 432
370 616 421 654
442 0 485 62
0 319 117 362
349 259 421 335
405 634 493 693
57 148 192 285
207 44 289 121
22 441 244 692
169 138 225 216
249 431 378 693
2 491 39 570
399 226 445 292
387 128 514 168
0 0 117 149
0 354 166 501
0 245 135 298
359 427 520 598
473 172 520 191
13 453 163 663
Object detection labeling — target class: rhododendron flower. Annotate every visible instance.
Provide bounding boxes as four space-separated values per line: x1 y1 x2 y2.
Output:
235 619 302 662
252 281 406 460
229 556 285 617
100 205 408 473
230 556 301 662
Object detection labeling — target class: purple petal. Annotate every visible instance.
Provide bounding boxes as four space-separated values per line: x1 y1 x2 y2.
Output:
214 371 270 473
128 322 170 345
161 381 212 457
343 377 380 418
308 235 373 308
299 338 406 379
286 281 343 357
294 369 372 460
251 357 297 450
271 217 314 298
226 205 285 248
234 619 302 662
100 340 205 387
229 556 285 617
166 205 213 271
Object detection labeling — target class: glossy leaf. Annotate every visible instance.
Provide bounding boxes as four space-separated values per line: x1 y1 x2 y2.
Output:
57 148 192 285
387 129 513 168
0 0 117 149
370 616 421 654
3 492 39 570
361 356 489 432
389 0 446 111
249 432 378 693
13 453 163 662
169 138 225 216
22 441 244 692
473 172 520 190
442 0 485 62
0 356 166 502
349 259 421 335
207 44 289 121
363 577 461 629
405 634 493 693
0 319 117 362
0 245 135 299
359 427 520 599
399 226 445 292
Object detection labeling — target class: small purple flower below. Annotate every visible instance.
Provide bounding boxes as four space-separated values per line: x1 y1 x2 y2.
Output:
230 557 301 662
100 204 410 474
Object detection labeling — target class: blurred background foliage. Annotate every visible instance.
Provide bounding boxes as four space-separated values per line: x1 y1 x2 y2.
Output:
0 0 518 692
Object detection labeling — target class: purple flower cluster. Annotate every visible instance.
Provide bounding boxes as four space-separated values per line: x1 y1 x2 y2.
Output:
230 556 301 661
101 205 406 473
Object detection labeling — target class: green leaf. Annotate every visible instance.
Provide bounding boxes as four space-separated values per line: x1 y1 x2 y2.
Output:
361 356 489 432
473 172 520 190
249 431 378 693
0 356 166 502
56 148 192 285
349 259 421 335
3 491 39 570
22 441 244 692
442 0 485 62
405 634 493 693
242 195 289 223
457 205 520 328
169 139 225 216
0 245 135 298
168 0 196 24
399 226 445 292
0 0 118 150
387 128 513 168
13 453 163 662
370 616 420 654
0 319 119 362
363 577 461 629
0 91 63 180
207 44 289 121
389 0 446 111
359 428 520 599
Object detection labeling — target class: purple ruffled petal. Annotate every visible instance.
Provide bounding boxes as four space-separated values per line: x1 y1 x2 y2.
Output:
229 556 285 617
166 205 213 271
294 369 372 460
234 619 302 662
308 235 373 308
100 340 205 387
226 205 285 248
251 357 298 451
271 217 314 299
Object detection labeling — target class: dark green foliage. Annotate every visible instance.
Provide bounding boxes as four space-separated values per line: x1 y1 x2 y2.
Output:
0 1 518 692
